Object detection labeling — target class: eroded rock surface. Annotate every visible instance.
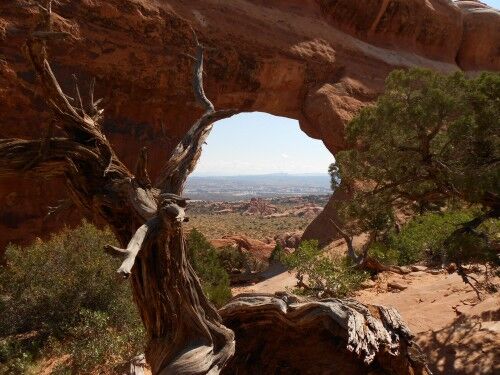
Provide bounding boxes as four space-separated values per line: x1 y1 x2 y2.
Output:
1 0 499 250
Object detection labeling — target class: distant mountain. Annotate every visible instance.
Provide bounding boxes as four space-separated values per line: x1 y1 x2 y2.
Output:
186 174 331 201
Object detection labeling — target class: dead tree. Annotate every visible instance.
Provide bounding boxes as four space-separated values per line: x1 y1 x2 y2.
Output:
0 2 429 374
1 3 236 373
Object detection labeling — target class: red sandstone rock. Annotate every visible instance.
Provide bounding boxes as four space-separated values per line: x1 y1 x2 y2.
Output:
210 235 276 262
0 0 498 251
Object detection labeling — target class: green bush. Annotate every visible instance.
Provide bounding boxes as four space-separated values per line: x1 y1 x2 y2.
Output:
370 209 499 266
217 246 249 272
368 241 400 266
0 221 144 374
186 229 232 307
281 241 368 298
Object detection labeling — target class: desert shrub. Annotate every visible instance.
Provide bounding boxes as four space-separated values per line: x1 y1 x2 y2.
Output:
281 241 368 298
186 229 232 307
369 209 499 266
217 246 249 272
270 243 284 261
0 221 144 374
368 242 400 266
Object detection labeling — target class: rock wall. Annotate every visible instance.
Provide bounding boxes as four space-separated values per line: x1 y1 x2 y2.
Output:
0 0 499 250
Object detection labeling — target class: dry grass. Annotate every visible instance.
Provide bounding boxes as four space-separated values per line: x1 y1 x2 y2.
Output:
185 213 313 239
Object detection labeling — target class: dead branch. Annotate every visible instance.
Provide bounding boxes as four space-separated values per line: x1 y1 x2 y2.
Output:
0 138 99 179
105 217 160 278
328 219 409 275
329 218 361 263
156 41 239 194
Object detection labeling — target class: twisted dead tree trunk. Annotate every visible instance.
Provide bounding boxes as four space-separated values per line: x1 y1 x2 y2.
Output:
0 2 429 374
1 3 236 373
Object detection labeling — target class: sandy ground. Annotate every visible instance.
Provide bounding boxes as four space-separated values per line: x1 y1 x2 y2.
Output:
233 268 499 375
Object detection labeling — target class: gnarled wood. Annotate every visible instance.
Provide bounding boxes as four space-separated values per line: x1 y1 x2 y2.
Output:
221 293 430 375
0 3 238 373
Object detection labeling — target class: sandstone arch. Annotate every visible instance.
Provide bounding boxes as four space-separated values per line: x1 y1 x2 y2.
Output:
2 1 498 373
1 0 499 249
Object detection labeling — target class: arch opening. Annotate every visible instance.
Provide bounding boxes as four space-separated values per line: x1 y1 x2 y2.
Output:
185 112 334 282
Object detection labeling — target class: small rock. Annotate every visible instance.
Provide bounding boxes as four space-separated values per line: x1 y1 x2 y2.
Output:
360 279 376 289
399 266 412 274
388 282 408 291
410 265 428 272
428 269 443 275
446 263 457 273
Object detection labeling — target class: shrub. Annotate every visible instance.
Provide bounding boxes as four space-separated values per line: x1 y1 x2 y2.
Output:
281 241 368 298
0 221 144 374
370 209 499 266
217 246 249 272
186 229 232 307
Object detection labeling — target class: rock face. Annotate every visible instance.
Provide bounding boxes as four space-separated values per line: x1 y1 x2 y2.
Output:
0 0 499 251
242 198 279 216
210 235 276 262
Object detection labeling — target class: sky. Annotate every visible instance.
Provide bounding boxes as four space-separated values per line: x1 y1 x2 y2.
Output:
192 113 333 176
193 0 498 177
483 0 500 8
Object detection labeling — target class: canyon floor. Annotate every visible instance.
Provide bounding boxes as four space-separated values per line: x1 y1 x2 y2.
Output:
191 197 500 375
233 262 499 375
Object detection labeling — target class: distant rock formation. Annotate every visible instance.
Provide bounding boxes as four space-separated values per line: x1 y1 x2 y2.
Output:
211 235 276 262
242 198 279 216
1 0 499 251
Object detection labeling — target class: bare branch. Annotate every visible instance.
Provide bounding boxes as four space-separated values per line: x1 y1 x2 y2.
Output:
329 218 360 263
156 39 239 194
193 43 214 112
104 217 160 278
0 138 99 179
26 4 105 141
72 74 86 117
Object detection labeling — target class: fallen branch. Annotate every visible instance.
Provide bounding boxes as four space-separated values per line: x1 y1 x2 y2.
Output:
220 293 430 374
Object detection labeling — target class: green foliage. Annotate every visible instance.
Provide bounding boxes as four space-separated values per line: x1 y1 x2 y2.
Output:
281 241 368 298
186 229 232 307
368 242 400 266
270 243 284 261
369 210 499 266
0 222 144 374
330 68 499 265
336 69 499 208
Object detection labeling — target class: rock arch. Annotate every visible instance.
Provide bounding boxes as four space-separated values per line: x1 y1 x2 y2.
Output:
0 0 499 250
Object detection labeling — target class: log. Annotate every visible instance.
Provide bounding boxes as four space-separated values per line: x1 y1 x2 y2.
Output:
220 293 430 375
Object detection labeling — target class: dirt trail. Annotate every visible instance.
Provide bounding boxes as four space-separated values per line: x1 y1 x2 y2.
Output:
233 268 499 374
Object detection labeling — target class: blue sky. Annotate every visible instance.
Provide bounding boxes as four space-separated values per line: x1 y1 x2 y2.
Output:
484 0 500 8
193 0 499 176
193 113 333 176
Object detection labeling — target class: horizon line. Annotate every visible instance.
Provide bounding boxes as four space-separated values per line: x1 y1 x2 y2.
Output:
189 172 330 177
